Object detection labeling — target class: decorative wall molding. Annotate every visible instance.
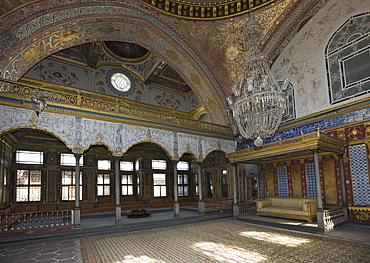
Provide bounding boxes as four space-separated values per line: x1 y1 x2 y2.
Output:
138 0 275 20
0 105 235 161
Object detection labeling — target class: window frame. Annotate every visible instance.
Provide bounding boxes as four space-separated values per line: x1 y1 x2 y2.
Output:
16 169 42 202
153 173 167 197
97 173 111 196
15 150 43 165
61 170 83 201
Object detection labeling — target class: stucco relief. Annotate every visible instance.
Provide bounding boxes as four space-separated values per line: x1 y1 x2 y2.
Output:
177 134 201 161
0 105 234 159
271 0 367 117
202 137 235 160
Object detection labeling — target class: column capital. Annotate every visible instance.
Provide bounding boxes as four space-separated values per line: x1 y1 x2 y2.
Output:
311 148 319 154
73 153 82 159
113 155 121 161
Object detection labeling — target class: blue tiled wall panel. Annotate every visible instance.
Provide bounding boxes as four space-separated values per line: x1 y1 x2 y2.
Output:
349 144 370 205
305 163 317 198
277 166 289 197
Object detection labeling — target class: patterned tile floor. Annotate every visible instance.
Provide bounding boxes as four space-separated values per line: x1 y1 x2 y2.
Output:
0 209 369 263
80 220 370 263
0 240 80 263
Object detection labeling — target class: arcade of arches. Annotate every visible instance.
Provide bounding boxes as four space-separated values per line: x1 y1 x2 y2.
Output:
0 0 370 234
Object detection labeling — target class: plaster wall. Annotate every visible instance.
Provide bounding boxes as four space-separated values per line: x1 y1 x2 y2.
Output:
271 0 370 118
0 105 235 161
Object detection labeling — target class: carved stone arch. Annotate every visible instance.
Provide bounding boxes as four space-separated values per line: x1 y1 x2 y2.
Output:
203 149 230 170
177 133 201 162
202 137 235 160
0 2 230 126
123 140 173 161
0 106 77 151
84 142 114 156
0 126 70 151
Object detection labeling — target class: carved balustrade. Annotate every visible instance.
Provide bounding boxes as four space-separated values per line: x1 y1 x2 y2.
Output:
204 198 233 213
239 201 257 215
0 210 73 232
323 206 347 233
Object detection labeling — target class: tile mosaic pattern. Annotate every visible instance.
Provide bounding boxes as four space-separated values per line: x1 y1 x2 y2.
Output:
305 163 317 198
241 105 370 148
349 144 370 205
80 220 370 263
277 166 289 197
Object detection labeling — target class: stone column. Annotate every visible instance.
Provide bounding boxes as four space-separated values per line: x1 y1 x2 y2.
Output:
114 156 122 225
73 153 82 228
197 162 205 214
172 160 179 219
232 163 239 217
313 149 324 231
338 153 348 220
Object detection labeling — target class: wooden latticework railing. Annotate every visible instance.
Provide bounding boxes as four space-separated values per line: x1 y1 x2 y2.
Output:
204 199 233 213
0 210 73 232
239 201 256 215
323 206 347 233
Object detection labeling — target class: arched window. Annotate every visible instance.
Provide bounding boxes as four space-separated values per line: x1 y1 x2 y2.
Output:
325 13 370 104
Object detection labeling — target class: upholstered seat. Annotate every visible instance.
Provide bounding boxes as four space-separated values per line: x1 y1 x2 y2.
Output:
255 197 317 222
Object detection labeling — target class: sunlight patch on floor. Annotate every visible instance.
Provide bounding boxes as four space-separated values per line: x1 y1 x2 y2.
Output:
240 231 311 247
114 255 166 263
280 221 317 227
192 242 268 262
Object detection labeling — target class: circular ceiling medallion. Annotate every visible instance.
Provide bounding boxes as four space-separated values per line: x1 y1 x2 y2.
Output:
110 72 131 93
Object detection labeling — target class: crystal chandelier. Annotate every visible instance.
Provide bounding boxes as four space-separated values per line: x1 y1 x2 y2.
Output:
227 15 287 146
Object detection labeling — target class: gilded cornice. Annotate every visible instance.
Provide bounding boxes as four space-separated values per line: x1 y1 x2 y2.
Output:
137 0 275 20
0 78 233 138
227 131 347 164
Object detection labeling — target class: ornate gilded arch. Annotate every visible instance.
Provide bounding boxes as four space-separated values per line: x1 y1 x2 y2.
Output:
0 2 230 126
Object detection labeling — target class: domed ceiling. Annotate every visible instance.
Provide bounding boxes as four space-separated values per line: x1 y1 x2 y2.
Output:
53 41 191 94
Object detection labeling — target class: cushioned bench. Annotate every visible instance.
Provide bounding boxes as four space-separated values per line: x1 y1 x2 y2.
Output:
255 197 318 222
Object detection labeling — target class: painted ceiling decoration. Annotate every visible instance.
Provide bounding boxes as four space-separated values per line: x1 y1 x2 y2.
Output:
53 41 191 94
0 0 334 128
138 0 275 20
104 41 150 61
